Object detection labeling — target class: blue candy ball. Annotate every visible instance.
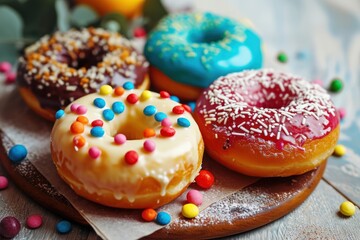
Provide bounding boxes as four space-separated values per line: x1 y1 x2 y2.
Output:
154 112 167 122
123 81 134 90
177 117 191 127
91 126 105 137
112 102 125 114
55 109 65 119
156 211 171 225
56 220 72 234
8 144 27 163
103 109 115 121
170 95 180 103
143 105 157 116
94 98 106 108
187 102 196 112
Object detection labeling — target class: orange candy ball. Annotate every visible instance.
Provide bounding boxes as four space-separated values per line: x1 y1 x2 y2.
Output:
76 116 89 124
143 128 156 138
70 121 84 134
141 208 157 222
73 135 86 148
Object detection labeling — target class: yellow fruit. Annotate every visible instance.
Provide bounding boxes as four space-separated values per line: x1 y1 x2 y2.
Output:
76 0 145 18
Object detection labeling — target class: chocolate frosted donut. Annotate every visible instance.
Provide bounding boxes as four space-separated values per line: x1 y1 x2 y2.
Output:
17 28 149 121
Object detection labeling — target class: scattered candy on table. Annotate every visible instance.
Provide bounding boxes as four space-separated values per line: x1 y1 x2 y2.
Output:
329 78 343 92
8 144 28 163
141 208 157 222
0 176 9 190
186 189 203 206
182 203 199 219
26 215 43 229
155 211 171 225
0 61 12 73
0 216 21 239
333 144 346 157
195 170 215 189
277 52 288 63
339 201 356 217
56 220 72 234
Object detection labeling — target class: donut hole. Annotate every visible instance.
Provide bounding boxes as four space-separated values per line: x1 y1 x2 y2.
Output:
188 29 225 44
112 121 145 140
57 51 105 69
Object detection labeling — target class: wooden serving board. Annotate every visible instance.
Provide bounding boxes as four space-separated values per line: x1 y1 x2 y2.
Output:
0 129 326 239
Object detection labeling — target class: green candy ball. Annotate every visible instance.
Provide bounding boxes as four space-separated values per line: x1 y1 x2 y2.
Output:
329 78 343 92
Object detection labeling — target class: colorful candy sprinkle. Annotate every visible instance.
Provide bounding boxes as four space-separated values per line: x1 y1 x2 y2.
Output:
277 52 288 63
91 119 103 127
94 98 106 108
160 127 176 137
114 134 127 144
143 140 156 152
329 78 343 92
339 201 356 217
76 116 89 124
172 106 185 114
186 190 203 206
70 103 80 113
26 214 43 229
161 118 172 127
124 150 138 165
127 93 139 104
182 104 192 113
333 144 346 157
88 146 101 159
91 126 105 137
182 203 199 219
195 170 215 189
70 121 84 134
170 95 180 102
73 135 86 148
112 102 125 114
187 102 196 112
140 90 152 101
0 176 9 190
123 81 134 90
100 85 113 95
154 112 167 122
141 208 157 222
56 220 72 234
103 109 115 121
143 105 157 116
0 61 11 73
143 128 156 138
155 211 171 225
8 144 27 163
177 117 190 127
114 86 125 96
76 105 87 115
160 91 170 98
55 109 65 119
0 216 21 239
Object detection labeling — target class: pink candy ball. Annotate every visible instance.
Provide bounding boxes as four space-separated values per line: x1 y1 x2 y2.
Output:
0 62 11 73
143 140 156 152
70 103 80 113
161 118 172 127
186 189 203 206
5 72 16 84
0 176 8 190
311 79 323 87
76 105 87 115
26 214 43 229
338 107 346 120
114 134 127 144
88 147 101 159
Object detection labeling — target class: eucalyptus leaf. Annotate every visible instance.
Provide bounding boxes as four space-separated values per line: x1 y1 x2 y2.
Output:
70 4 98 28
142 0 168 32
100 13 128 36
55 0 71 31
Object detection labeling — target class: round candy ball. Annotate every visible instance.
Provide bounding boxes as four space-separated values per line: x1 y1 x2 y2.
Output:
0 176 9 190
155 211 171 225
186 189 203 206
182 203 199 219
195 170 215 189
333 144 346 157
8 144 28 163
56 220 72 234
339 201 356 217
0 216 21 239
329 78 343 93
141 208 157 222
26 214 43 229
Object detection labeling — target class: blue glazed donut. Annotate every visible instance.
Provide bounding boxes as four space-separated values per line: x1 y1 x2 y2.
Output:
144 12 263 100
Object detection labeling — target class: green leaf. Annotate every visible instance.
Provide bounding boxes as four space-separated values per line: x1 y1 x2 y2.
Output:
100 13 129 36
55 0 71 31
142 0 168 32
70 4 98 28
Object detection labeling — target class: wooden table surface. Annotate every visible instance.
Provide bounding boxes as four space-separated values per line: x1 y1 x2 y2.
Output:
1 0 360 239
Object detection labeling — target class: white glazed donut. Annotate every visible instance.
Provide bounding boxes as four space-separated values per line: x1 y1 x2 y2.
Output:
50 83 204 209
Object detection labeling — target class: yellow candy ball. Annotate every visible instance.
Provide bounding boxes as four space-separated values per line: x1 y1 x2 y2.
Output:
182 203 199 219
100 85 113 95
333 144 346 157
340 201 356 217
140 90 152 101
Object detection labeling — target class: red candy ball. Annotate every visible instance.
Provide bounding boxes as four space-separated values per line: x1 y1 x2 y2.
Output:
91 119 104 127
26 214 43 229
160 127 176 137
0 216 21 239
195 170 215 189
182 104 192 113
160 91 170 98
125 150 138 165
127 93 139 104
172 106 185 114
